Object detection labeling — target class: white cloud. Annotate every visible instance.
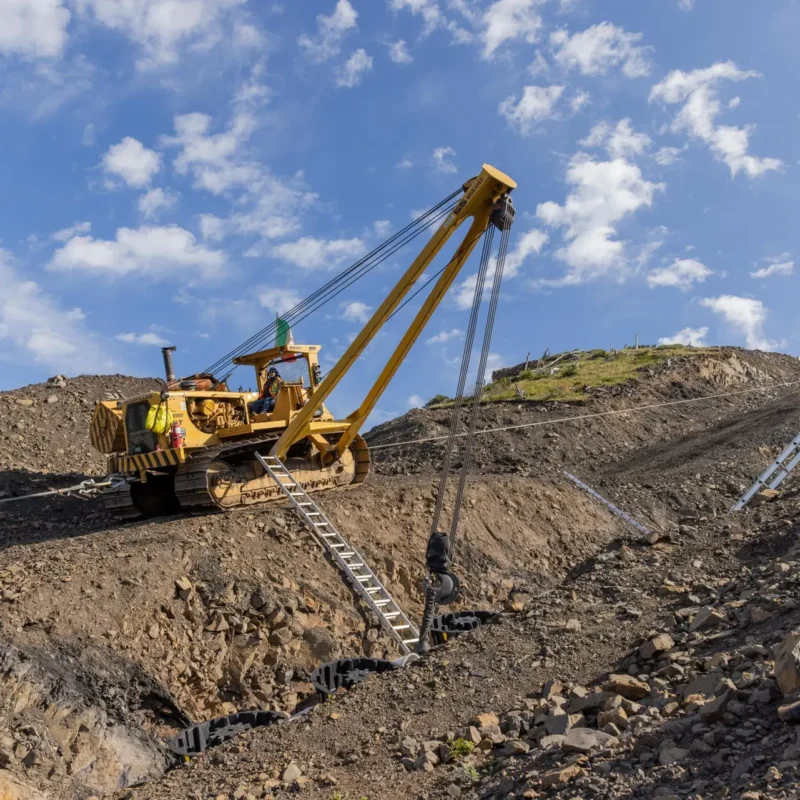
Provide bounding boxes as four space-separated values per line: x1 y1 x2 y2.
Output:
199 214 226 242
454 228 548 308
529 51 549 76
48 226 226 279
116 331 169 346
658 326 708 346
407 394 425 409
482 0 544 60
138 188 178 220
51 221 91 242
76 0 249 69
335 48 373 88
484 352 504 382
499 85 564 134
271 236 365 270
389 0 444 36
654 146 684 166
426 328 464 345
388 40 413 64
551 22 652 78
298 0 357 62
750 253 794 279
650 62 783 178
162 108 318 243
0 0 71 59
536 154 664 285
258 287 302 315
373 220 392 237
0 250 117 374
340 300 373 323
647 258 712 290
570 91 590 114
701 295 780 351
101 137 162 189
432 146 458 174
81 123 96 146
396 158 414 169
581 119 651 160
678 0 695 9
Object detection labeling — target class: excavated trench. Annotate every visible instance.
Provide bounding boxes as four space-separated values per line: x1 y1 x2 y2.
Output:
0 473 627 798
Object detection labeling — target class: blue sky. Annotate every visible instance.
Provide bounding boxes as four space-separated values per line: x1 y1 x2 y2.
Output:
1 0 798 424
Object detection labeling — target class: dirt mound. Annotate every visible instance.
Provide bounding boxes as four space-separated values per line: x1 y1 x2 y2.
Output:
0 375 160 501
0 349 799 798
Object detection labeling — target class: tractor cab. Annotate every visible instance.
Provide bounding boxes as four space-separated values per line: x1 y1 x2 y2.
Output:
233 344 327 424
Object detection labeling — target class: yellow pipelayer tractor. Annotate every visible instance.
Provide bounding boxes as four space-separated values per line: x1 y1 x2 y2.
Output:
89 164 517 520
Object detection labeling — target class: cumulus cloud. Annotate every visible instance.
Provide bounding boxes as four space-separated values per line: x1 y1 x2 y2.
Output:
48 225 226 279
271 237 365 270
76 0 250 69
298 0 357 62
116 331 169 346
658 326 708 346
700 295 780 351
161 107 318 242
678 0 695 9
580 119 651 160
650 62 783 178
654 146 684 166
389 0 444 36
258 287 303 315
647 258 712 291
101 137 162 189
388 40 413 64
138 188 178 220
536 154 663 285
551 22 652 78
340 301 372 323
407 394 425 409
335 49 373 88
426 328 464 345
51 221 91 242
751 253 794 279
432 146 458 174
482 0 544 60
0 0 71 59
0 250 117 374
499 85 564 133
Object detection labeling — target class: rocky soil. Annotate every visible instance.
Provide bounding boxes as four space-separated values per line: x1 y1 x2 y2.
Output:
0 348 799 799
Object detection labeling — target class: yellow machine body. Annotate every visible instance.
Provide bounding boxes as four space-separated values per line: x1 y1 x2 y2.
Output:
90 164 517 520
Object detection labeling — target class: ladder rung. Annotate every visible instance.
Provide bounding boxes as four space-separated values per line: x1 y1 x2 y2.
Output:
315 522 330 527
383 611 400 618
365 587 381 593
375 600 392 607
339 552 356 558
298 502 312 507
403 639 419 645
392 625 411 631
355 576 372 582
306 512 321 516
345 561 364 568
321 532 337 538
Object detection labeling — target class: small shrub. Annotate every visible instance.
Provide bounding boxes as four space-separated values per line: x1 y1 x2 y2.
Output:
449 738 476 759
517 369 534 380
560 364 578 378
461 764 479 781
588 349 607 360
425 394 451 407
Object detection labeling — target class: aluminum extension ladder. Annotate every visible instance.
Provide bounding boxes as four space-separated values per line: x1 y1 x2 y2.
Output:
255 453 420 654
731 431 800 512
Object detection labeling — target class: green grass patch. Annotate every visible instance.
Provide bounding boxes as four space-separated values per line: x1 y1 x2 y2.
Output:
449 738 476 759
477 345 713 404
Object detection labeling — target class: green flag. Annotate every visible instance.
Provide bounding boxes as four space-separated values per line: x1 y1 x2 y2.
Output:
276 317 293 347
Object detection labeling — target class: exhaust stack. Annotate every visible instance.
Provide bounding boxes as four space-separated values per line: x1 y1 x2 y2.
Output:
161 346 177 383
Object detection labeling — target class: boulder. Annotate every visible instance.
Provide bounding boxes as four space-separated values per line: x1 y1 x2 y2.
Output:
775 631 800 695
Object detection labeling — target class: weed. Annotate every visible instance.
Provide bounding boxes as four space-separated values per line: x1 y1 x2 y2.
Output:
560 364 578 378
449 738 476 759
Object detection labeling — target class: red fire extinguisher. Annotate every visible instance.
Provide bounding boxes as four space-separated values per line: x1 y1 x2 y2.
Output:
169 420 185 449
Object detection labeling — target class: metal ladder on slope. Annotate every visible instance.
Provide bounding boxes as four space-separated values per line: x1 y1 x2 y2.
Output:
731 431 800 512
255 453 420 655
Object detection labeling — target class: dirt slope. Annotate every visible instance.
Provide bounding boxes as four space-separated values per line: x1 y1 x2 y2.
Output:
0 349 799 799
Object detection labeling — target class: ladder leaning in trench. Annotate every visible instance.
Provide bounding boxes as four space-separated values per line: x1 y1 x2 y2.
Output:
256 453 420 655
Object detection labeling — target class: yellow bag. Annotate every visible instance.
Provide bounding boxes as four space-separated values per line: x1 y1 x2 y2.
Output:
145 402 173 434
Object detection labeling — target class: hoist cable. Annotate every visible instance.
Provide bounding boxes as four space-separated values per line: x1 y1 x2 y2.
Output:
449 223 511 554
203 190 462 376
429 226 494 536
204 199 459 377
